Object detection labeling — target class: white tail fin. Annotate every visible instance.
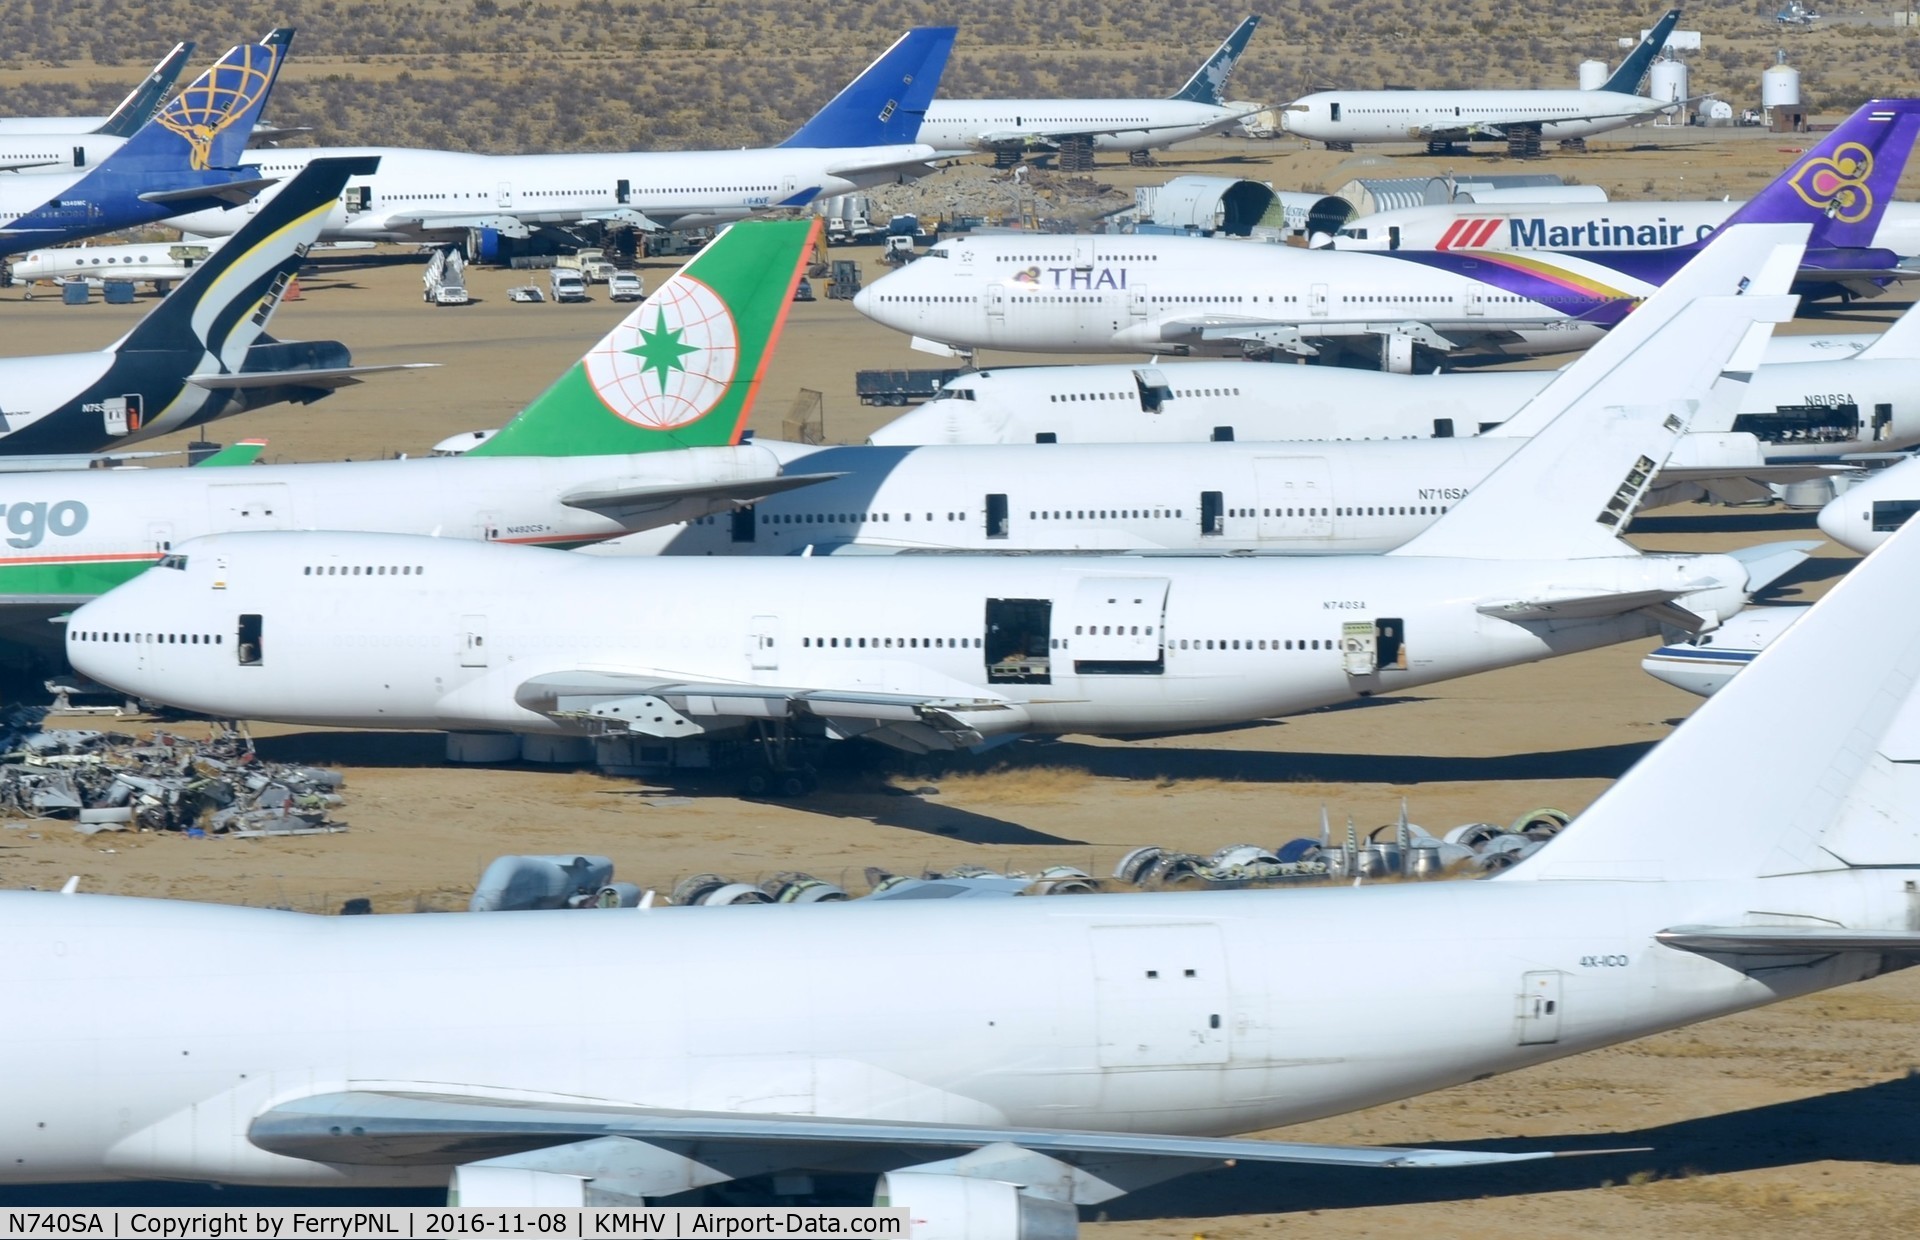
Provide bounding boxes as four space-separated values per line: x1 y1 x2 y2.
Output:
1513 517 1920 883
1389 226 1806 563
1488 226 1805 441
1854 299 1920 361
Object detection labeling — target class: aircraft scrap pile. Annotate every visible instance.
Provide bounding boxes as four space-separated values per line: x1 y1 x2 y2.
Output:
465 813 1570 911
0 710 346 836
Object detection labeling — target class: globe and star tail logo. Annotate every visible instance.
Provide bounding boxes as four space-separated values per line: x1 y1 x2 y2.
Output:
1787 140 1874 224
582 275 740 429
156 44 279 171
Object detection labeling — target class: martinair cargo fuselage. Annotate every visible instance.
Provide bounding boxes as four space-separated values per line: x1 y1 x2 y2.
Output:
1331 199 1920 258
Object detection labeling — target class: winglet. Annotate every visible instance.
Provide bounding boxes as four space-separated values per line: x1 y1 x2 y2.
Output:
1169 16 1262 105
94 41 196 138
1390 224 1805 562
778 28 957 149
1599 9 1682 96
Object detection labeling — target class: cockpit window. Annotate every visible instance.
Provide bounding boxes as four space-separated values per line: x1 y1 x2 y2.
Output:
932 386 976 402
157 554 188 571
926 246 951 260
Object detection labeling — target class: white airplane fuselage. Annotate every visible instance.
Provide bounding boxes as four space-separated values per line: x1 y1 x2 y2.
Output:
916 98 1244 155
10 238 218 287
0 867 1898 1187
0 131 126 175
855 234 1626 360
0 446 786 607
1282 89 1666 144
867 350 1920 462
67 531 1756 737
1332 200 1920 258
166 144 942 242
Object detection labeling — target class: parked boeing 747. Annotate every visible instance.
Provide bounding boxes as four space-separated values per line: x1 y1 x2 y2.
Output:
162 28 957 258
915 16 1261 167
14 356 1920 1235
857 100 1920 370
70 227 1815 769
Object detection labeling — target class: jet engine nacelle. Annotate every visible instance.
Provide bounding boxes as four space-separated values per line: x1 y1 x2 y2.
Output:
875 1171 1079 1240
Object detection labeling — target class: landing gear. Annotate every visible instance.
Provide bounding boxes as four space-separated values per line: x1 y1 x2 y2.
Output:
1325 140 1353 152
1128 149 1156 167
740 720 819 798
1558 137 1588 152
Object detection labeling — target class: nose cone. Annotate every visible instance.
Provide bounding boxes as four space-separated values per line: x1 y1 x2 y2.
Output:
1815 488 1890 555
851 284 874 318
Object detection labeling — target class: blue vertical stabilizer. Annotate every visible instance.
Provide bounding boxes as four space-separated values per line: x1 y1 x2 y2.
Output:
778 27 956 149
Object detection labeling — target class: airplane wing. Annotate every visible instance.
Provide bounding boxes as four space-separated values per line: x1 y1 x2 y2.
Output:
971 110 1261 152
249 1089 1618 1174
513 669 1032 752
560 472 842 526
138 176 279 207
1178 315 1560 358
185 363 438 392
0 450 179 472
824 148 964 178
1476 588 1708 631
1413 105 1665 143
1658 925 1920 955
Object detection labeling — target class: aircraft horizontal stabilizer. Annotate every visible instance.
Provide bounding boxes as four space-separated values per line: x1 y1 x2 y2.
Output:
138 176 280 207
1723 539 1822 594
185 363 438 392
1476 587 1705 630
1658 925 1920 955
823 151 951 179
561 472 842 524
249 1090 1633 1172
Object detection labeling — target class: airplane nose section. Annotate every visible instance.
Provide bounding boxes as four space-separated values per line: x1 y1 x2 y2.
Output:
1812 491 1873 552
852 285 874 317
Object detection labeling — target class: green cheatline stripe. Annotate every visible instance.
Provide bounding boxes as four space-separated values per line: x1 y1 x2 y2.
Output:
471 218 817 459
0 556 155 599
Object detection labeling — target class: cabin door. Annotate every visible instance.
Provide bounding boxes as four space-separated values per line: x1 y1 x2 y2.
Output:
1517 970 1562 1045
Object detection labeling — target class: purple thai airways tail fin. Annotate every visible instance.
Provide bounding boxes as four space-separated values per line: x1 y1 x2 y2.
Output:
1721 99 1920 248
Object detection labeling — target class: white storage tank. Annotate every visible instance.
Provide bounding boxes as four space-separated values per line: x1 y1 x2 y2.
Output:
1579 58 1609 90
1650 59 1689 111
1763 62 1801 109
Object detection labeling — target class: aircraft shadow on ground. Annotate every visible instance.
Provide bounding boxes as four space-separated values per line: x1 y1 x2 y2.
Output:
1797 299 1915 322
804 787 1088 847
252 730 454 768
1760 555 1854 600
1104 1071 1920 1222
1019 738 1656 786
1632 510 1821 535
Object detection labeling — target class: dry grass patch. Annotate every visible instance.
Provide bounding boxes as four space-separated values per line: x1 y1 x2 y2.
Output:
914 764 1099 804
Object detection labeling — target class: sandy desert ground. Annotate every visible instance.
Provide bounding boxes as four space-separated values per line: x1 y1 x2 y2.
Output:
2 131 1919 1235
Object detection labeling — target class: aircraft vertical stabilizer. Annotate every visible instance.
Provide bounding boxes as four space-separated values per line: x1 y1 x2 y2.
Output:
468 218 820 458
1719 99 1920 249
1388 225 1804 562
1514 495 1920 883
778 27 957 149
93 41 196 138
1598 9 1682 96
1168 15 1262 105
113 156 377 363
107 32 291 173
